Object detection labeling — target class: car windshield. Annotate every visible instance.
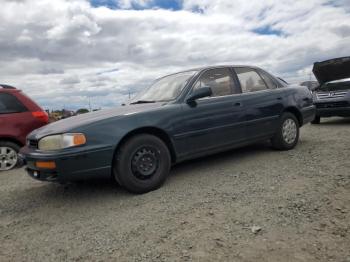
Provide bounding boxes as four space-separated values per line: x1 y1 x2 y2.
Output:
131 71 197 103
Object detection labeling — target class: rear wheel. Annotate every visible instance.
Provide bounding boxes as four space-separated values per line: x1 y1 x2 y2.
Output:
0 141 20 171
113 134 171 194
271 112 299 150
311 116 321 124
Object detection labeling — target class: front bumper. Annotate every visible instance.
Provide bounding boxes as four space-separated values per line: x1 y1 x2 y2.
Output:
20 145 114 182
313 93 350 117
314 100 350 117
316 107 350 117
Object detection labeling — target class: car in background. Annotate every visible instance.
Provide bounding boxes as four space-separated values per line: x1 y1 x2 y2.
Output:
311 56 350 124
300 80 319 91
0 85 48 171
20 65 315 194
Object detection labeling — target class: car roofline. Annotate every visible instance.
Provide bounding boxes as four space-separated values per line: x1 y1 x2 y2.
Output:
156 65 264 79
0 84 17 89
182 64 263 72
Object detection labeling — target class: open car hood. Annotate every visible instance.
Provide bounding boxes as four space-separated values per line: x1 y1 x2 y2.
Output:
313 56 350 85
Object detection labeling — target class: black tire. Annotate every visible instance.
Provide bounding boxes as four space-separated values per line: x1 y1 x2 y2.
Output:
271 112 300 150
113 134 171 194
311 116 321 124
0 141 20 171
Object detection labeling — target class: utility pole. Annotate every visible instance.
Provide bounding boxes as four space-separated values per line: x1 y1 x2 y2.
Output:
88 97 92 112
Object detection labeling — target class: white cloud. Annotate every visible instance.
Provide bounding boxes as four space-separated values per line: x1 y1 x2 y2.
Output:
59 75 81 85
0 0 349 110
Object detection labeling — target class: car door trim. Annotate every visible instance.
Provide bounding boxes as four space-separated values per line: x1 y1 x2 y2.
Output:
173 114 278 140
173 121 245 140
245 115 280 125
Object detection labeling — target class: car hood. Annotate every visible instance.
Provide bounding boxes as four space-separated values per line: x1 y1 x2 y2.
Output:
29 102 165 140
313 56 350 85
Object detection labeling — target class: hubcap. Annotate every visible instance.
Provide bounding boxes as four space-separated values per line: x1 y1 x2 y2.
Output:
131 147 159 179
282 118 297 144
0 147 18 171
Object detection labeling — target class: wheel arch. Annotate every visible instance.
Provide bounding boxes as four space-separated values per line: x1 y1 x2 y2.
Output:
0 137 23 147
283 107 303 127
113 126 177 165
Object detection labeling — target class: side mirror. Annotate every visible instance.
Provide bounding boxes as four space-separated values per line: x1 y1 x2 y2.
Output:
186 87 212 103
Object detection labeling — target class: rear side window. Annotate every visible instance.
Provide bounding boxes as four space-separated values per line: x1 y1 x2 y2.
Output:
235 67 268 93
193 68 237 97
259 70 278 89
0 93 27 114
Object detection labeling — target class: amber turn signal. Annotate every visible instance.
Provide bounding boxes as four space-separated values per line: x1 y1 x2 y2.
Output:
73 134 86 146
35 161 56 169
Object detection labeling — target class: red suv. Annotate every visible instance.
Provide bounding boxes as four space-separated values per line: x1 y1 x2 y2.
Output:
0 84 48 171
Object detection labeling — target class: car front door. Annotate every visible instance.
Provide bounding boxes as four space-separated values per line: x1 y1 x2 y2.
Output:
233 67 285 140
175 67 246 159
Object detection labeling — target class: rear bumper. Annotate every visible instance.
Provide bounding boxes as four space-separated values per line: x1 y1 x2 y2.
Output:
19 145 114 182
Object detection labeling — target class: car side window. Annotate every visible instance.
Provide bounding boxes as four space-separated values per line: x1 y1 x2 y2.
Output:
193 68 236 97
235 67 268 93
0 93 27 114
259 70 278 89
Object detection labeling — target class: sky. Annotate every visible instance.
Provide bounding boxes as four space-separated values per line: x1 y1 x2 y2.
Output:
1 0 350 110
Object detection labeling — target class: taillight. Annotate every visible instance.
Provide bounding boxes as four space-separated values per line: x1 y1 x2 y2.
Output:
32 111 49 123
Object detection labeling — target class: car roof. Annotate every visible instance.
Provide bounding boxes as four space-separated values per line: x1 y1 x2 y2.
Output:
160 65 264 79
153 65 265 82
156 65 285 87
179 64 262 72
0 84 20 93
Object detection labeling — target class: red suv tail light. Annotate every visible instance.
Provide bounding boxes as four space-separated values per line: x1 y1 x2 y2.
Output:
32 111 49 123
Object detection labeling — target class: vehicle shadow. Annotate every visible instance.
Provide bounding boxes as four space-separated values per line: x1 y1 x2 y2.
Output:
0 141 277 216
319 117 350 126
36 142 271 195
47 141 271 195
170 141 271 178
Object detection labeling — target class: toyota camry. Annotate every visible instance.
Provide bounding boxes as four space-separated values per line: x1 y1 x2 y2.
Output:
20 65 315 193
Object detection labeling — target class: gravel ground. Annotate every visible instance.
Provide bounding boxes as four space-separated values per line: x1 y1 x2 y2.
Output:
0 117 349 262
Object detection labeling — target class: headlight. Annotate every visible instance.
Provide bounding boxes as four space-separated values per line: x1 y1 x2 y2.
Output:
38 133 86 151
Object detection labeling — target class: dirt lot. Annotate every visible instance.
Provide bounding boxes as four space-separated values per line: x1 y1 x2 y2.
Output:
0 118 349 262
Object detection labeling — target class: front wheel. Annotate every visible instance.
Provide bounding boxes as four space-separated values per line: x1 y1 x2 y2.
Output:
0 141 20 171
113 134 171 194
271 112 300 150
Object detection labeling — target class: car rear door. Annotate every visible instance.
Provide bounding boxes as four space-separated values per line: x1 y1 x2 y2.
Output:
232 67 285 140
175 67 246 158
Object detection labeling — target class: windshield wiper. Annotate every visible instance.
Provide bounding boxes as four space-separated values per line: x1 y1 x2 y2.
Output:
130 100 156 104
